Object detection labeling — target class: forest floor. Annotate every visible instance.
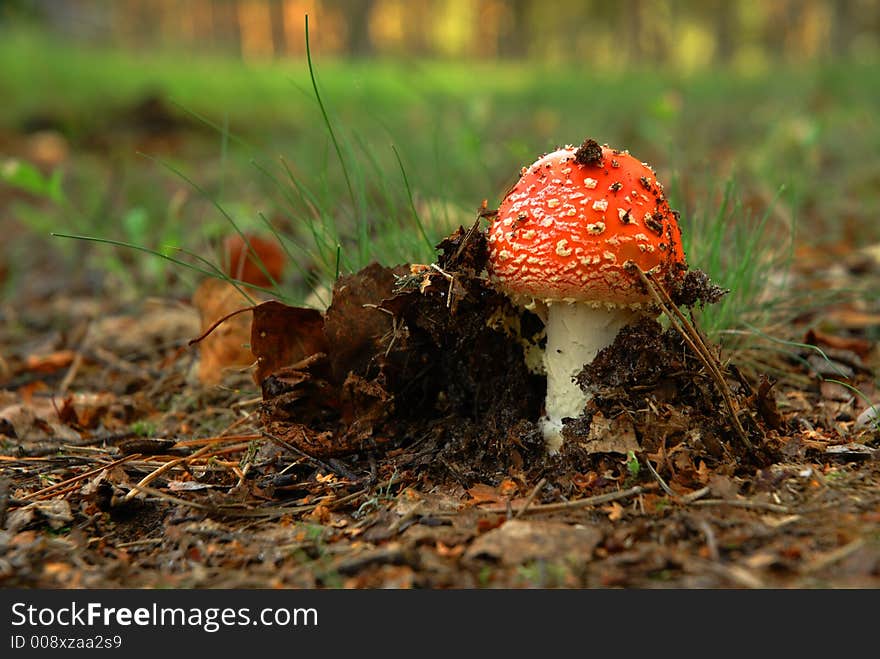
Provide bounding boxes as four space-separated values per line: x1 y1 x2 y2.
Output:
2 208 879 589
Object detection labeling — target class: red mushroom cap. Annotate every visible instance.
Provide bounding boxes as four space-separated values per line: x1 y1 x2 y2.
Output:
487 140 687 305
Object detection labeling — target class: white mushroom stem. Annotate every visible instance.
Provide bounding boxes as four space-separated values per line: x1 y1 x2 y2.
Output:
541 301 641 453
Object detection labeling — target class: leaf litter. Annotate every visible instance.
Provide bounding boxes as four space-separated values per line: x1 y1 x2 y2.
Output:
2 222 880 589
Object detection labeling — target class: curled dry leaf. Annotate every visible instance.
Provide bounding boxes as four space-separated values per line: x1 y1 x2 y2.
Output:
224 233 285 289
464 519 601 566
582 411 639 455
191 278 256 385
190 234 287 386
6 499 73 533
250 302 326 385
805 329 874 361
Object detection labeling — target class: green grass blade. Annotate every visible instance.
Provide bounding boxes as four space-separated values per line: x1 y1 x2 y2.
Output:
304 14 355 213
392 145 434 254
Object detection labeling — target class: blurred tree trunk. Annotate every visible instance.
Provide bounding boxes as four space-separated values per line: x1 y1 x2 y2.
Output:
497 0 529 59
402 0 432 57
268 0 287 56
627 0 643 65
765 0 801 60
211 0 242 56
323 0 374 57
830 0 855 58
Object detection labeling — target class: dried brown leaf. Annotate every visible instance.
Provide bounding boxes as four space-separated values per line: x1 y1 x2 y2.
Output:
191 278 255 385
806 329 873 360
464 519 601 566
323 262 403 383
250 301 326 385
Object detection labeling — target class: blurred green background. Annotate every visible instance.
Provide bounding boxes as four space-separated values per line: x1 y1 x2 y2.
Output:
1 0 878 338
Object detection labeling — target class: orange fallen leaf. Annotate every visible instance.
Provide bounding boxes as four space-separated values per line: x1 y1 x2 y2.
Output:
466 483 506 505
24 350 76 373
477 516 505 533
602 502 625 521
224 233 285 288
498 478 519 497
305 503 331 524
572 472 598 492
822 309 880 331
191 278 255 385
435 541 466 558
805 328 873 360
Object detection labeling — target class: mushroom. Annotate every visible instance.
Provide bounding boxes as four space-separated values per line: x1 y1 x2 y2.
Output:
487 139 687 452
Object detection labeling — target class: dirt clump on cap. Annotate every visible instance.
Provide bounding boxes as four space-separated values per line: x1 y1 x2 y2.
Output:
574 138 604 166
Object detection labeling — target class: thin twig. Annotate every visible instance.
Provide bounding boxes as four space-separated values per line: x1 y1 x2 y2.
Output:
187 305 255 347
636 268 753 449
689 499 791 514
479 484 649 516
114 538 164 549
514 478 547 519
688 556 766 589
801 538 865 575
17 454 142 503
58 351 84 394
697 519 720 562
680 486 711 503
173 433 261 448
124 444 215 502
644 459 710 504
644 459 677 497
126 476 400 519
263 430 353 481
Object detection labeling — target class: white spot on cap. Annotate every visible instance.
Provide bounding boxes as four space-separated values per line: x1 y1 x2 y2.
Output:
498 249 513 260
547 198 560 208
521 229 536 240
555 239 572 257
587 222 606 235
592 199 609 212
584 178 598 189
